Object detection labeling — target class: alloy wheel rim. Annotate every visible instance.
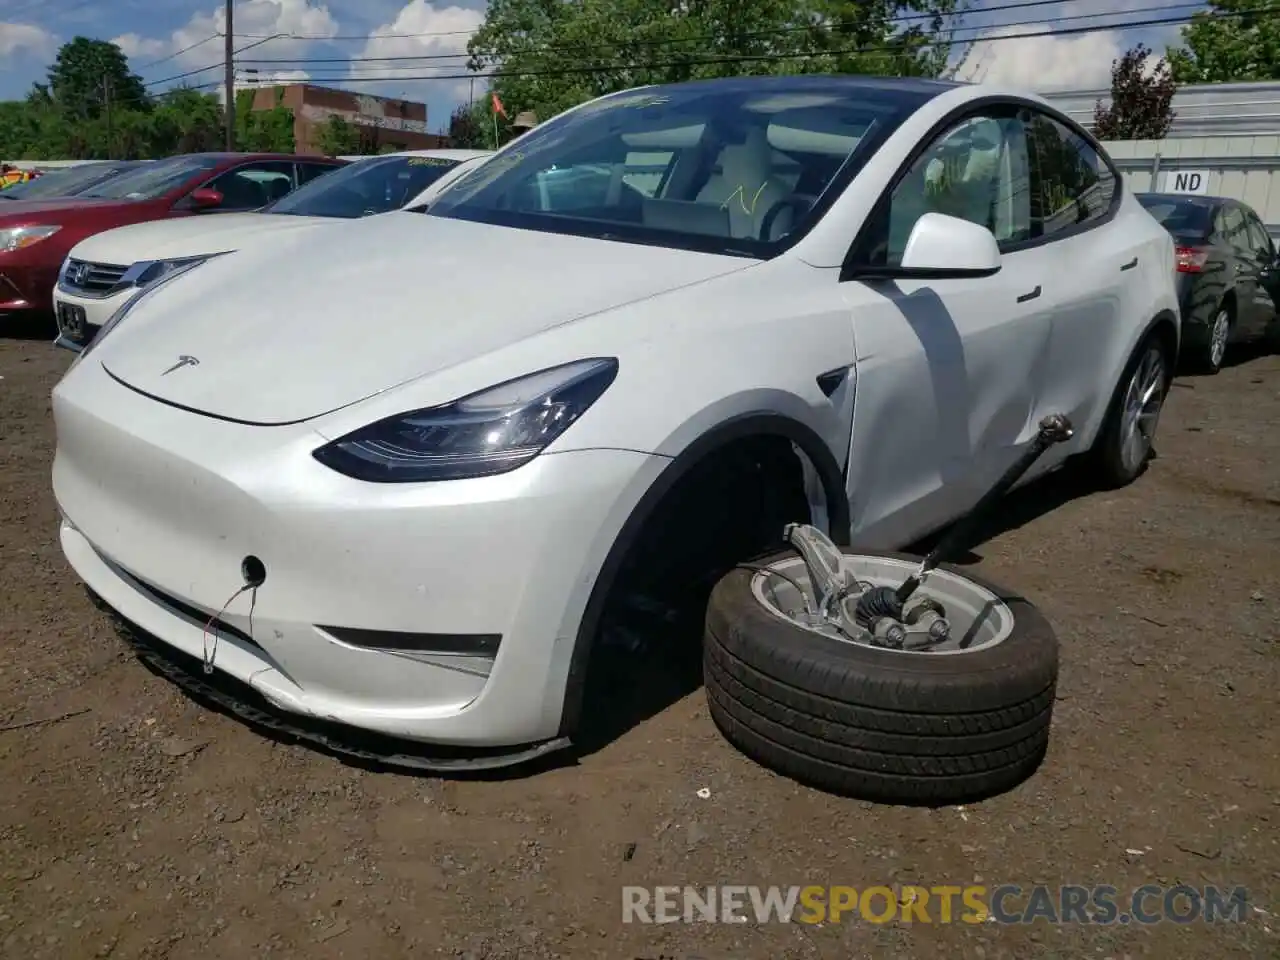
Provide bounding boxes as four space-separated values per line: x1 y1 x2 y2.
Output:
1210 310 1229 368
1119 347 1166 475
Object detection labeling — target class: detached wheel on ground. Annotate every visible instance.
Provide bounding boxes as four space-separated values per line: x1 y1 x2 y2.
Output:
703 549 1058 806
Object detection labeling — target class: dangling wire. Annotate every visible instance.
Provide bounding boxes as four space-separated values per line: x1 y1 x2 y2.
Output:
202 584 254 675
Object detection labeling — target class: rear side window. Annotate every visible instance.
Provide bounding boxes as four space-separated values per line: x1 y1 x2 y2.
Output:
1218 205 1249 253
1244 211 1273 256
1027 112 1116 238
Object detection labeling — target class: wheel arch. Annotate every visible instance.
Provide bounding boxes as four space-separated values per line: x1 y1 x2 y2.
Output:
1147 307 1180 369
555 412 852 740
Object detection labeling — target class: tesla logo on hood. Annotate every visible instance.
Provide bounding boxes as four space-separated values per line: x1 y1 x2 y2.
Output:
161 355 199 376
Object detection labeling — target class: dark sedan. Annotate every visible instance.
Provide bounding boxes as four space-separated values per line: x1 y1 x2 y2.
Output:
1137 192 1280 373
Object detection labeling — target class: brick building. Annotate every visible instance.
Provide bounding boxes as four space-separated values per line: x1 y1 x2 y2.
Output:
248 84 450 156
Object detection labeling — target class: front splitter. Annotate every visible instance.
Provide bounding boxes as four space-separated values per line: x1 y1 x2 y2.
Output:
92 590 574 774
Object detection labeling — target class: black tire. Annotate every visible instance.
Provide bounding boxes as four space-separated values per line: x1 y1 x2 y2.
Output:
1086 330 1173 489
1184 301 1232 375
703 549 1058 806
1265 314 1280 354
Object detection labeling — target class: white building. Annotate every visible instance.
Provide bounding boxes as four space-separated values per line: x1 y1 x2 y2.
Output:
1042 81 1280 231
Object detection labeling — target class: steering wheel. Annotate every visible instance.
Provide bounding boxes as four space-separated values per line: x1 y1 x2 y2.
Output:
759 195 814 242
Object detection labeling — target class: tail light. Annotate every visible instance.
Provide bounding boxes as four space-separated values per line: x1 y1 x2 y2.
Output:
1175 245 1209 273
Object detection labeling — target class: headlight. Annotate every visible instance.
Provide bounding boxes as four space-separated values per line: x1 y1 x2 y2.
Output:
78 258 208 359
0 224 60 253
313 357 619 483
128 255 214 288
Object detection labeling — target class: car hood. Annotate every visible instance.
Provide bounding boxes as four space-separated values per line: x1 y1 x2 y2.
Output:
70 212 332 265
0 197 128 221
97 212 755 425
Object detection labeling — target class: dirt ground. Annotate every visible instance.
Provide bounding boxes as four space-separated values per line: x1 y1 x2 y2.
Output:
0 333 1276 960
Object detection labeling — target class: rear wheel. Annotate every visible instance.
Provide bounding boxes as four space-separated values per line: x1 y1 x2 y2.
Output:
1193 304 1232 375
1088 333 1171 489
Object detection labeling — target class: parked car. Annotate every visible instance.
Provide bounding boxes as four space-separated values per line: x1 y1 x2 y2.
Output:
0 152 345 319
53 149 491 349
1136 192 1280 373
52 75 1178 767
0 161 147 203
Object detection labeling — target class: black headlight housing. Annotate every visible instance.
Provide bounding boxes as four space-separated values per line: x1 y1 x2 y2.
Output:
313 357 619 483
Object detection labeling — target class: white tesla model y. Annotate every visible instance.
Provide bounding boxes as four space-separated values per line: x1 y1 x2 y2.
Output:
52 75 1178 764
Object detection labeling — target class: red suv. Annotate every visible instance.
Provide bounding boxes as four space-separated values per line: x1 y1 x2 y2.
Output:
0 152 346 318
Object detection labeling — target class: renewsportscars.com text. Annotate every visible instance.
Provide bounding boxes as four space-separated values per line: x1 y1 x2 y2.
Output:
622 884 1249 925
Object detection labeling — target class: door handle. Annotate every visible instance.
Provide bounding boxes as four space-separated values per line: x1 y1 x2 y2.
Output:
1120 257 1138 271
1016 286 1041 303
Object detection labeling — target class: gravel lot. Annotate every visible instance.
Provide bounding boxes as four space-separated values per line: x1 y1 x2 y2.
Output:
1 334 1277 960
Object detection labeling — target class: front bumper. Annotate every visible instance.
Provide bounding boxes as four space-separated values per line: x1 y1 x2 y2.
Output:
0 261 58 313
53 358 667 748
53 285 134 351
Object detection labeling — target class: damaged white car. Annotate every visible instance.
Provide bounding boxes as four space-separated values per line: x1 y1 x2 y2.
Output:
52 75 1178 789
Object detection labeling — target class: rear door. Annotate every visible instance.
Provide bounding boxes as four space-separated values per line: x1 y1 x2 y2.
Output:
1217 203 1262 332
1241 207 1278 335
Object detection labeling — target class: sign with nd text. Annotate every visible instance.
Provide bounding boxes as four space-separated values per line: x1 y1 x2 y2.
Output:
1162 169 1211 195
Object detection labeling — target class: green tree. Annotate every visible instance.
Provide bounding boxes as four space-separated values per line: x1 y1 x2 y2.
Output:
234 88 295 152
316 115 360 155
1167 0 1280 83
46 37 150 121
150 87 225 154
466 0 964 124
448 103 489 148
1093 43 1177 141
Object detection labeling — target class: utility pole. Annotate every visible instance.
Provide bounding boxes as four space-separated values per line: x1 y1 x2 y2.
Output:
224 0 235 150
103 77 113 160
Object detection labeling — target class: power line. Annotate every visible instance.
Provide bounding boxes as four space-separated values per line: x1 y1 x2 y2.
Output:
136 34 220 70
257 9 1242 84
237 0 1204 67
143 34 296 87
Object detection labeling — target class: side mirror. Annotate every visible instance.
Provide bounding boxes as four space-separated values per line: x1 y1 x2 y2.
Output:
189 187 223 210
898 213 1002 278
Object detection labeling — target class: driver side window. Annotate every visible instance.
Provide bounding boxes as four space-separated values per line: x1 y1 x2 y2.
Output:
866 112 1033 267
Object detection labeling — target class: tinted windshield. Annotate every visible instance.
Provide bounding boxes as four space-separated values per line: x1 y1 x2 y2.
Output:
1138 195 1212 239
81 156 223 200
0 162 140 200
426 79 921 257
267 154 461 218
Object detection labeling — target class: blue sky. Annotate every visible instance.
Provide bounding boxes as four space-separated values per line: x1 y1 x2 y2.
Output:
0 0 1195 132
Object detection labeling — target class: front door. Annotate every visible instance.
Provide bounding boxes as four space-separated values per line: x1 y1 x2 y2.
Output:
840 108 1054 549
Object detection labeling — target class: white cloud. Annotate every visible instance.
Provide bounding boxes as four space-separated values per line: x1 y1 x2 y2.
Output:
0 21 56 59
954 24 1126 91
115 0 338 90
350 1 485 111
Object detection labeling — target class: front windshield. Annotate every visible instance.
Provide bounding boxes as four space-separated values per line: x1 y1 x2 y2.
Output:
266 154 463 218
81 155 222 200
427 78 922 257
0 162 139 200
